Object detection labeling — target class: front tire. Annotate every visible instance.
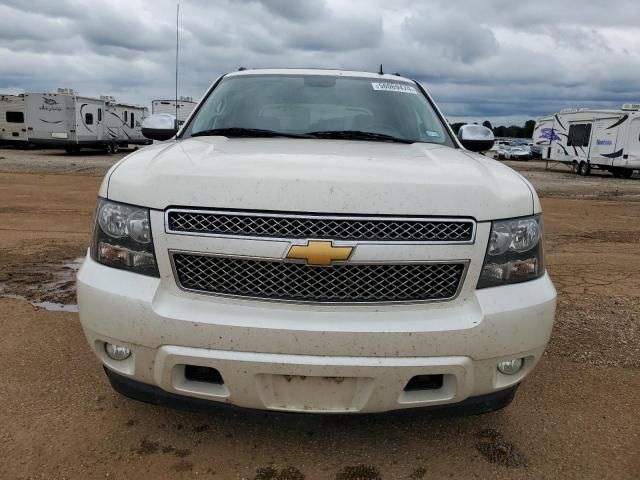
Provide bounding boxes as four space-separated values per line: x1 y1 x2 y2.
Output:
621 169 633 179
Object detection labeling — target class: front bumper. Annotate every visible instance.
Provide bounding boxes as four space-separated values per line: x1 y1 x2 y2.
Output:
77 256 556 414
104 366 519 417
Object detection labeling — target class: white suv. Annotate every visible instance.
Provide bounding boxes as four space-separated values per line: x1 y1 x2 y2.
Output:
77 69 556 414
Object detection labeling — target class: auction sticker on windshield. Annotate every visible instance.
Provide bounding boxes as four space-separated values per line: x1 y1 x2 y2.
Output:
371 82 417 94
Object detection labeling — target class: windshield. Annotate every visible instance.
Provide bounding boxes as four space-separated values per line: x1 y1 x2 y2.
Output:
182 74 454 146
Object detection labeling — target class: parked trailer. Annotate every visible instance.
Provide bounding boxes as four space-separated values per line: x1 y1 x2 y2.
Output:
103 100 150 153
534 104 640 178
0 94 28 147
24 91 98 152
152 97 196 126
22 90 150 153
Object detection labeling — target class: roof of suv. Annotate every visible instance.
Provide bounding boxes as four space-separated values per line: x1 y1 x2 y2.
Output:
225 68 416 84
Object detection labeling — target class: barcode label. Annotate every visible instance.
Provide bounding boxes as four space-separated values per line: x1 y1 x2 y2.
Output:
371 82 417 94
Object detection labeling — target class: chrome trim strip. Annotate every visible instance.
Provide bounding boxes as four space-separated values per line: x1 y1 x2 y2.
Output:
164 208 477 245
168 249 470 306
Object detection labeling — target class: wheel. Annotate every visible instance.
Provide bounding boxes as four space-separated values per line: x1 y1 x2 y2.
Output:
65 146 78 154
621 169 633 179
572 161 580 174
107 143 119 154
578 161 591 176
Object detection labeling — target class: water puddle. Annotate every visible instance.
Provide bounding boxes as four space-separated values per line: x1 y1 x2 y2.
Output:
0 256 83 312
0 293 80 312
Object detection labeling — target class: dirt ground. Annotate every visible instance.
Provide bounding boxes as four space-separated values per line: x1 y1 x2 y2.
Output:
0 149 638 480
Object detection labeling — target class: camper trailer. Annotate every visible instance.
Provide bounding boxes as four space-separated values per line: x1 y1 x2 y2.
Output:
534 105 640 178
103 100 149 152
24 91 101 152
152 96 196 126
22 89 149 153
0 94 28 147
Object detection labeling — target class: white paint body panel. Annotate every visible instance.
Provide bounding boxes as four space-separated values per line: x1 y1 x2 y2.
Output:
105 138 537 220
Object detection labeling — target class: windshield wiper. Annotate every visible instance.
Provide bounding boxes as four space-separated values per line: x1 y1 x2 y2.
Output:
305 130 414 144
190 127 312 139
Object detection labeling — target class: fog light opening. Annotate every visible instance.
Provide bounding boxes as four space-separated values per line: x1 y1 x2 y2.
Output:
497 358 524 375
105 343 132 361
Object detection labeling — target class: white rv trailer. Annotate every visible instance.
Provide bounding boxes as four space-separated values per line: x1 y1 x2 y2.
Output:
534 104 640 178
152 96 196 126
22 89 150 153
103 100 150 152
0 94 28 146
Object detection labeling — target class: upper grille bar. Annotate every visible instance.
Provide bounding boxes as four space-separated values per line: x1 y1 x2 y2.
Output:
166 209 475 243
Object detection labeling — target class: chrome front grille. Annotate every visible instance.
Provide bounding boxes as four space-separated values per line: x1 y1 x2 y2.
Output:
166 209 474 242
172 253 466 303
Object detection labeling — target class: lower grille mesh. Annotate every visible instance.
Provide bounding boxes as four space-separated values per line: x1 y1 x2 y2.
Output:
172 253 465 303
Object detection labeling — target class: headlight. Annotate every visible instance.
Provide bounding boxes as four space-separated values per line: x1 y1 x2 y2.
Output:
477 215 544 288
91 198 159 277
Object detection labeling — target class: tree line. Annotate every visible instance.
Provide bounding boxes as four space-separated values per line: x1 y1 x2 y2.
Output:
449 120 537 139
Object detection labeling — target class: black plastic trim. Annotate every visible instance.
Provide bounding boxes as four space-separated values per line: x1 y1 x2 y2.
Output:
104 367 518 417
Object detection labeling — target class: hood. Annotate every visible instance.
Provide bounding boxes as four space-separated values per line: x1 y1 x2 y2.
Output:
104 137 536 221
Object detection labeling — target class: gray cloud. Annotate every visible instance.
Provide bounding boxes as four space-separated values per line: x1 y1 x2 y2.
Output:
0 0 638 126
237 0 329 23
284 15 383 52
403 11 498 63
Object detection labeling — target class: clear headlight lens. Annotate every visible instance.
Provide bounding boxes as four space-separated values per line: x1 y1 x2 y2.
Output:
91 198 159 277
126 209 152 243
97 202 129 238
477 215 544 289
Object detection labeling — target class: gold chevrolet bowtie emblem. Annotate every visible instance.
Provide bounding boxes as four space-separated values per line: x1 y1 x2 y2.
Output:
286 240 354 266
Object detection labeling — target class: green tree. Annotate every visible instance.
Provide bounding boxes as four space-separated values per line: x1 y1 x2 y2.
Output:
448 122 466 135
494 125 506 137
523 120 536 139
482 120 493 130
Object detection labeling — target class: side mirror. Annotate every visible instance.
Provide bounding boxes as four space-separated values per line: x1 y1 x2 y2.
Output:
141 114 178 141
457 124 495 152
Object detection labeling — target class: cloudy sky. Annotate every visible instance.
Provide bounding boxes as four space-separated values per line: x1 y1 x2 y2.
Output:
1 0 639 126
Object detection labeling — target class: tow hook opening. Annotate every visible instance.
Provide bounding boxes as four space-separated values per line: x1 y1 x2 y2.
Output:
184 365 224 385
404 374 444 391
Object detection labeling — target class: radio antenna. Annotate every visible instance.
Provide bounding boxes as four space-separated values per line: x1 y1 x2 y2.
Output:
175 2 180 122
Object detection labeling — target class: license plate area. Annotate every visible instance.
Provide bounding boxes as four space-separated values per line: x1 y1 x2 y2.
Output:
255 374 374 412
